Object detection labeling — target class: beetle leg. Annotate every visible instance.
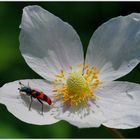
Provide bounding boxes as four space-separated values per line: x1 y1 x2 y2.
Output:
29 96 33 111
37 99 43 115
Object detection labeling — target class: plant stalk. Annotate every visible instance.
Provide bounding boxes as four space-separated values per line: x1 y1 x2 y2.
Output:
107 128 124 138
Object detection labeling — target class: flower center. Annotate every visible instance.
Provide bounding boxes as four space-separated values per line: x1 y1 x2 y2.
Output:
67 72 87 95
52 64 102 107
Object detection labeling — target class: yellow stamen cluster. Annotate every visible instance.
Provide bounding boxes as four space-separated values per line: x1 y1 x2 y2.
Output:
52 64 102 107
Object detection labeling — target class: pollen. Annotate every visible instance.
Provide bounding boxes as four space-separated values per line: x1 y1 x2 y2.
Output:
52 64 102 107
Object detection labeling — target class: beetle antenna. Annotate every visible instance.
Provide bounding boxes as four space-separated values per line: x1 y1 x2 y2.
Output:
19 81 24 87
28 82 30 88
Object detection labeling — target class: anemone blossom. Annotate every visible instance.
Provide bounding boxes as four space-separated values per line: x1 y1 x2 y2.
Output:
0 5 140 129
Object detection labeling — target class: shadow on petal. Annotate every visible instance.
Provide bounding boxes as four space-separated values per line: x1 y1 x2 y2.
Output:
20 94 51 115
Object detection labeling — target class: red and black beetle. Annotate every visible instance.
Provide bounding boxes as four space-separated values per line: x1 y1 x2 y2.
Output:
18 81 52 115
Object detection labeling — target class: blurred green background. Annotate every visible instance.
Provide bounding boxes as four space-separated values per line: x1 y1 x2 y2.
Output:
0 2 140 138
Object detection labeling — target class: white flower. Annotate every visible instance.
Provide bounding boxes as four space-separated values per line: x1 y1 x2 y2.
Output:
0 5 140 129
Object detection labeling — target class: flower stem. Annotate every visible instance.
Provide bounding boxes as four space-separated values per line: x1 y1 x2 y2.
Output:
106 127 124 138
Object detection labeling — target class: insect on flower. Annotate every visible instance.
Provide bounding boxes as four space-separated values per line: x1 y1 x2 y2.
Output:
18 81 52 115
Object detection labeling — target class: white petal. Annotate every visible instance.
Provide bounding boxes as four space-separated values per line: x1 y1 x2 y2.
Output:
94 81 140 129
53 102 105 128
0 79 59 125
85 13 140 82
20 6 84 81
